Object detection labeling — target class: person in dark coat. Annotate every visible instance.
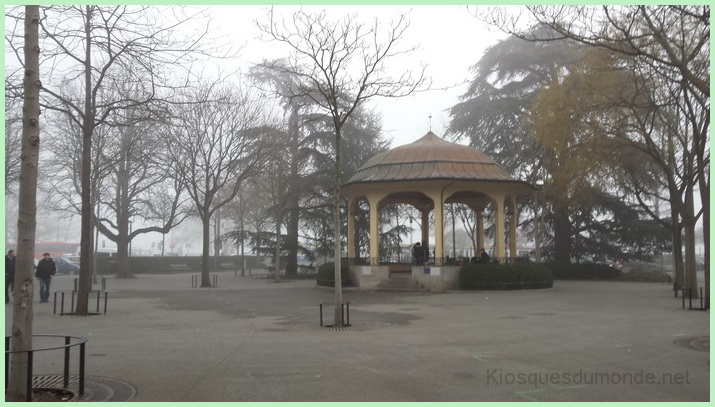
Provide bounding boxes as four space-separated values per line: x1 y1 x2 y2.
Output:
422 241 430 264
35 253 57 303
480 248 491 263
412 242 424 265
5 250 16 304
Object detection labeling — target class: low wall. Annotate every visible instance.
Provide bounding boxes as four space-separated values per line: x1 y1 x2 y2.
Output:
412 265 461 292
96 255 268 275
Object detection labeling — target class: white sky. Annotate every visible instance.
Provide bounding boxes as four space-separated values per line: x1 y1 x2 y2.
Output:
207 4 507 148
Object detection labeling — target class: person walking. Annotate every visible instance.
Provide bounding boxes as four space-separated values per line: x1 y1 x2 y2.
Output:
35 252 56 303
5 250 16 304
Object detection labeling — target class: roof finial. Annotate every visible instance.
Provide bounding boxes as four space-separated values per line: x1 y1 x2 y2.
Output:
428 114 432 132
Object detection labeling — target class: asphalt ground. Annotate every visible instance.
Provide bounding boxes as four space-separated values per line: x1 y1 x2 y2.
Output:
4 271 710 402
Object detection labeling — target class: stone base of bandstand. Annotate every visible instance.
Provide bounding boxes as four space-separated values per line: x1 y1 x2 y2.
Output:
411 265 461 292
348 265 461 292
347 265 390 289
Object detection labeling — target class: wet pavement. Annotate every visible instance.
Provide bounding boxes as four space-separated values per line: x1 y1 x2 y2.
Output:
4 271 709 402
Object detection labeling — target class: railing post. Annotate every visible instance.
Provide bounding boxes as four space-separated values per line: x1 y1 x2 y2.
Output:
79 342 86 395
104 291 108 314
5 336 9 388
689 288 693 310
61 292 65 315
63 336 70 388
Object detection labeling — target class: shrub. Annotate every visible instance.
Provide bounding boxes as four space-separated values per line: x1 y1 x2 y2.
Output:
459 263 553 290
548 263 621 280
616 270 670 283
316 262 351 287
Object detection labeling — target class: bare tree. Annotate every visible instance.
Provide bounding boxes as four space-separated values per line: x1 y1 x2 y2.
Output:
92 107 188 278
257 8 427 327
4 96 23 195
5 5 225 314
166 81 265 287
7 5 40 401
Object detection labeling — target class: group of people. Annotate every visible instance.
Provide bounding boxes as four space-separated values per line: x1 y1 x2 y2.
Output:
5 250 57 304
411 244 493 266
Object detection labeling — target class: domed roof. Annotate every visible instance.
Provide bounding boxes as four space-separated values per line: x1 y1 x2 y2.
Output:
344 132 515 185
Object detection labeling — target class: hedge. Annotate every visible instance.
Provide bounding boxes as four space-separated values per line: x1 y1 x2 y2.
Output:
459 263 554 290
316 262 351 287
548 263 621 280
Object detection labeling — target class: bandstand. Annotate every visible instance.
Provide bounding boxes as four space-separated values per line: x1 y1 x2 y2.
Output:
341 132 535 292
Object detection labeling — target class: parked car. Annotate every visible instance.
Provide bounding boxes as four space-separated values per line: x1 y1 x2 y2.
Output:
54 257 80 275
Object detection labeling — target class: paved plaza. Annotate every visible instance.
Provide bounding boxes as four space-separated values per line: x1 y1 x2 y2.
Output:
4 271 709 402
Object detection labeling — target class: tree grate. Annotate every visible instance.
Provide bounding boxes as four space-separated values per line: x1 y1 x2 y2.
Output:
32 375 137 402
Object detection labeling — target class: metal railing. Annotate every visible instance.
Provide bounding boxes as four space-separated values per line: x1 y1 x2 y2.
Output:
342 256 519 266
5 334 88 402
54 290 107 315
191 274 218 288
319 302 351 327
681 287 710 310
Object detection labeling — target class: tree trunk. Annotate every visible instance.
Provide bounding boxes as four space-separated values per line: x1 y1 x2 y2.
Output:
682 186 698 298
201 211 211 287
7 6 40 401
671 213 685 294
114 239 132 279
333 128 343 328
285 103 300 278
75 5 94 316
534 202 543 262
274 216 282 282
286 203 299 278
553 205 571 264
699 181 709 293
